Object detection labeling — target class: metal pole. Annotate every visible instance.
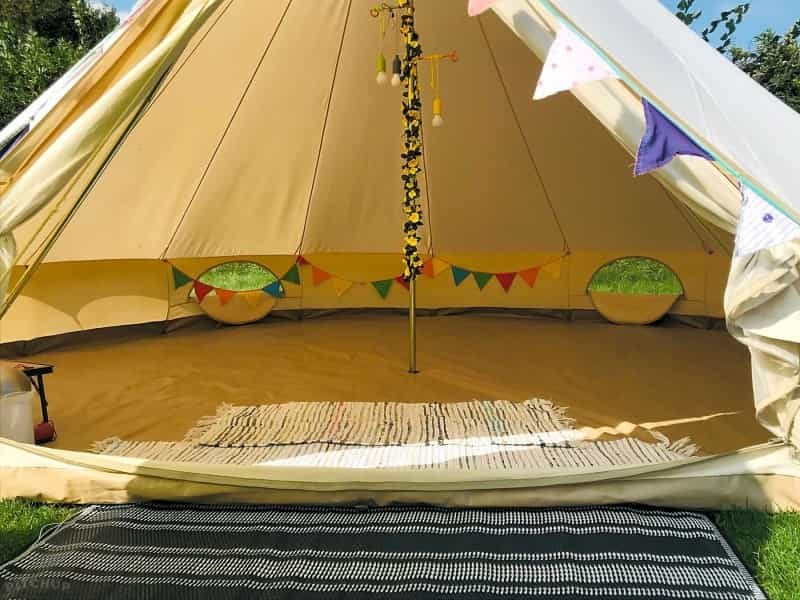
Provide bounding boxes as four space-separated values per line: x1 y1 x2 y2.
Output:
409 277 418 373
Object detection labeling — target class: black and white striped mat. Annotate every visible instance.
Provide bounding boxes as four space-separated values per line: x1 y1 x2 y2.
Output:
0 503 765 600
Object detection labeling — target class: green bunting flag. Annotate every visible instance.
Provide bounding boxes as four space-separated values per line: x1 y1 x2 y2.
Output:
473 271 492 290
372 279 393 299
281 264 301 285
172 267 193 289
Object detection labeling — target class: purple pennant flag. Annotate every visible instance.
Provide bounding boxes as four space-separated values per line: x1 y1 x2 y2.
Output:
634 99 712 177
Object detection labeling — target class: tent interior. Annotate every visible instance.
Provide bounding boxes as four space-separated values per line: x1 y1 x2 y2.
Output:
0 0 798 510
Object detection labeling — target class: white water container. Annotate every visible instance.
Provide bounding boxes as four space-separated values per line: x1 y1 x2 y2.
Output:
0 365 34 444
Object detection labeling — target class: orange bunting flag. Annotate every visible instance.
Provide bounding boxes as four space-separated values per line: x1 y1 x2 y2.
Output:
495 272 517 293
518 267 540 287
241 290 264 308
421 259 435 278
193 281 213 303
312 266 331 286
216 289 236 306
332 278 353 297
395 276 410 290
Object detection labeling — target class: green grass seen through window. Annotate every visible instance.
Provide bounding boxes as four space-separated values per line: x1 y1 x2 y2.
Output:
197 262 278 292
589 257 683 296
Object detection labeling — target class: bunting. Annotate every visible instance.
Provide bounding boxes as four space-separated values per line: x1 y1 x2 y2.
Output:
241 290 264 309
634 99 713 177
215 289 235 306
533 26 617 101
735 184 800 256
170 255 565 305
193 281 213 303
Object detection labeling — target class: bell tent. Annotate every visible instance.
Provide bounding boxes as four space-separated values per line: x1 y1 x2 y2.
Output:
0 0 798 509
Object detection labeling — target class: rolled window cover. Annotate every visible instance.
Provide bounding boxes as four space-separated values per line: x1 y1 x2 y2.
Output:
0 0 223 305
491 0 800 449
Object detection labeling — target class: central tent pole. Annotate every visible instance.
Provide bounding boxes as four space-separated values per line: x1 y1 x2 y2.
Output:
409 278 417 373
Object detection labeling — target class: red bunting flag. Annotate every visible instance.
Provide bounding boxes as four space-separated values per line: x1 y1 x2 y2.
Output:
518 267 540 288
216 289 235 306
394 276 410 290
296 255 309 266
193 281 213 302
495 272 517 293
312 266 331 286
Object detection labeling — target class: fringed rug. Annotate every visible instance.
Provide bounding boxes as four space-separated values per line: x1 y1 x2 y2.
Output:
94 399 699 470
0 503 765 600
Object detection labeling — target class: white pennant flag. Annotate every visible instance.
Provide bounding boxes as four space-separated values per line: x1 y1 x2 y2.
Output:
735 184 800 256
533 27 617 101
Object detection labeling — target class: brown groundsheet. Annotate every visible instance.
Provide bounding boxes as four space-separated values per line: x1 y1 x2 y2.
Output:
17 313 766 455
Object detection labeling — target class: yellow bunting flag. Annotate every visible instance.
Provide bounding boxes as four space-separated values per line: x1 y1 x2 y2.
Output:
540 259 562 279
241 290 264 308
216 289 235 306
332 278 354 297
432 257 449 277
312 266 331 286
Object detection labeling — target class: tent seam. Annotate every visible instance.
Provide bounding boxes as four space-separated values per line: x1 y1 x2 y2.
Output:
160 0 295 259
294 0 354 257
476 15 570 255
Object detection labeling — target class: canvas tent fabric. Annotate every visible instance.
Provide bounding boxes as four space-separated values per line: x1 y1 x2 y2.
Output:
0 0 798 506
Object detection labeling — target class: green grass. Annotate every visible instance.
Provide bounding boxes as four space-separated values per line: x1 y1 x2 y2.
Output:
1 500 798 599
197 261 278 292
715 510 800 600
0 499 76 565
589 257 684 295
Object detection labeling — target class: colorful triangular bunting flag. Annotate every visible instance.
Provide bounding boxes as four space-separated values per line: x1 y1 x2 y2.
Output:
473 272 492 290
263 280 284 298
432 257 449 277
395 276 410 290
533 27 617 101
735 184 800 256
467 0 497 16
172 267 193 289
451 266 470 287
495 272 516 293
312 266 331 286
372 279 393 299
421 259 435 278
193 281 213 302
296 255 309 266
216 289 235 306
518 267 540 288
241 290 264 308
634 99 713 177
281 264 301 285
332 278 353 297
540 260 562 280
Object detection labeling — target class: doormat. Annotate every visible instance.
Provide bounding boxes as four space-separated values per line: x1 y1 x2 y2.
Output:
94 399 699 470
0 503 765 600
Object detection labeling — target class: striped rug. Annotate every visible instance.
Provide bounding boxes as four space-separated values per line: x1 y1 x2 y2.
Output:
0 503 765 600
94 399 699 470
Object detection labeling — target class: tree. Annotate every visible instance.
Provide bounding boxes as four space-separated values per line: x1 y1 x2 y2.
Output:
674 0 750 53
729 22 800 113
0 0 118 129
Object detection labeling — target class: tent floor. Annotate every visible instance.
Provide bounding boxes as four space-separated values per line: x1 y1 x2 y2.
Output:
17 312 766 457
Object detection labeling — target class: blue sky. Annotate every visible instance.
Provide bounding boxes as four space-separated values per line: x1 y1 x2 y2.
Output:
102 1 797 48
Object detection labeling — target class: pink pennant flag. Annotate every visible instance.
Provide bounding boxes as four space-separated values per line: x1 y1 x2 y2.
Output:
467 0 497 16
533 27 616 101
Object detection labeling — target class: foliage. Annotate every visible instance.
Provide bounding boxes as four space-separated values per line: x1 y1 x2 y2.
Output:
0 499 76 564
198 262 279 292
715 510 800 600
730 22 800 113
0 0 118 129
675 0 750 52
588 257 683 295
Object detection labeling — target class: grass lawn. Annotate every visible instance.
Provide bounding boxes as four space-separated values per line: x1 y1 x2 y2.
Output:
1 499 798 599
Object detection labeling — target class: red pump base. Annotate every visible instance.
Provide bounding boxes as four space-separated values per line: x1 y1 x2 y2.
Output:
34 421 57 444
